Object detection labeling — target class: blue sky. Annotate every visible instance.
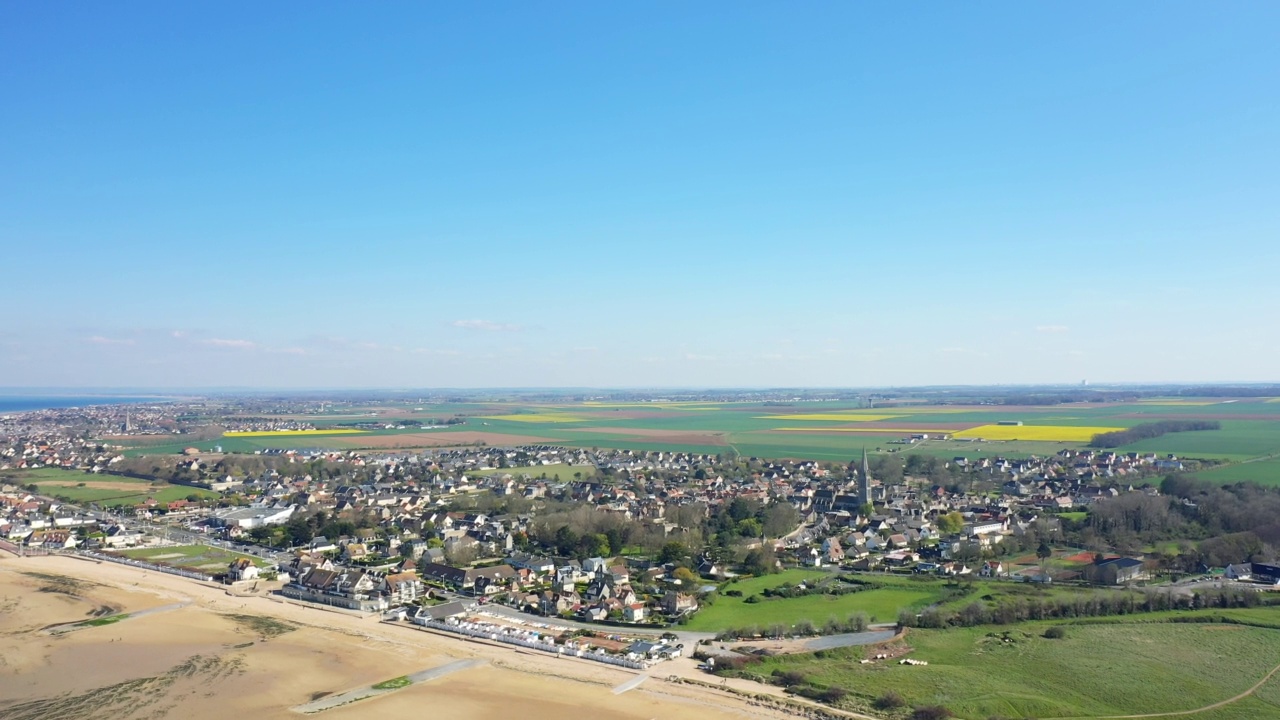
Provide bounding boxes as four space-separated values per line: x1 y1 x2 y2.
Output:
2 3 1278 388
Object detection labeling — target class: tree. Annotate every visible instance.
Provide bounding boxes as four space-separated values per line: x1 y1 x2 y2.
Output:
738 518 763 538
583 533 611 558
936 511 965 536
673 566 698 585
1034 538 1054 561
659 541 690 565
742 546 778 576
762 503 800 538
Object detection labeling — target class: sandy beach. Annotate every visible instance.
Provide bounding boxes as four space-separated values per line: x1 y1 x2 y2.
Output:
0 552 820 720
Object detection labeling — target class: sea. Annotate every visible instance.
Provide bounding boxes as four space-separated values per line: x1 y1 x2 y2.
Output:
0 395 169 414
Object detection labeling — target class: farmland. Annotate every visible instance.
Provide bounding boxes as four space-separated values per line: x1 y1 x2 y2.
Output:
951 424 1125 442
728 613 1280 719
3 467 218 507
1193 456 1280 487
100 398 1280 475
222 429 368 437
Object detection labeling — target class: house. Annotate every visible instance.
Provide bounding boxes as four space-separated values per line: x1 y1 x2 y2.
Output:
662 591 698 615
623 603 648 622
417 562 518 595
102 524 145 548
381 571 424 605
413 600 471 623
228 558 260 582
508 553 556 575
1224 564 1253 581
282 567 389 612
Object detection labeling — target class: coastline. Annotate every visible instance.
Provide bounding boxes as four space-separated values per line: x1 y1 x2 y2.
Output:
0 552 851 720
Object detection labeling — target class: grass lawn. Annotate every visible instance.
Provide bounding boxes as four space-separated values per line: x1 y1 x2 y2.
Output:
738 620 1280 719
118 544 271 571
684 570 945 631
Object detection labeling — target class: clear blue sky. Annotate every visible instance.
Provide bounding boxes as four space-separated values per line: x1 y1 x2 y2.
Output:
2 3 1277 388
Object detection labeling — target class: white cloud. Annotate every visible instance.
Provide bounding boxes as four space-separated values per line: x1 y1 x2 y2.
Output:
170 330 187 339
87 335 134 346
450 319 521 332
1035 325 1070 334
200 338 256 349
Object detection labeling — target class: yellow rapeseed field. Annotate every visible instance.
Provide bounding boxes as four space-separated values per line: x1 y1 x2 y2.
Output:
952 424 1124 442
223 429 368 437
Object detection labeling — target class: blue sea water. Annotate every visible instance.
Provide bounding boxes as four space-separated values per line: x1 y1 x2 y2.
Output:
0 395 165 413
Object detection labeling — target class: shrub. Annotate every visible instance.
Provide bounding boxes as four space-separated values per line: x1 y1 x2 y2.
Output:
874 691 907 710
818 686 849 704
772 669 808 687
744 594 762 604
912 706 955 720
1043 626 1067 639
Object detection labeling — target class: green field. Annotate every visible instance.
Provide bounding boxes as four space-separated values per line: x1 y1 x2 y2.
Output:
1194 456 1280 486
117 544 271 572
733 613 1280 719
3 468 218 507
101 398 1280 467
684 570 946 631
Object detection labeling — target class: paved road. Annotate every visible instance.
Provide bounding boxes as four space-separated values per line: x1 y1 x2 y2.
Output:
805 629 896 650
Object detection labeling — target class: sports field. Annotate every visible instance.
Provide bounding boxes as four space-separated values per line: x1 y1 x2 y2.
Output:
117 544 271 572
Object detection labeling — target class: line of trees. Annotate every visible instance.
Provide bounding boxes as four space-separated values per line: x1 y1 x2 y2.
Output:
1089 421 1220 448
897 587 1265 629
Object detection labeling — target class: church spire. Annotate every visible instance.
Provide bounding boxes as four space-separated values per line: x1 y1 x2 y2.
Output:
859 447 872 507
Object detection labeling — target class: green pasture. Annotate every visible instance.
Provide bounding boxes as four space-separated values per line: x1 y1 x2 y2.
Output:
739 619 1280 719
4 468 216 507
684 570 945 631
